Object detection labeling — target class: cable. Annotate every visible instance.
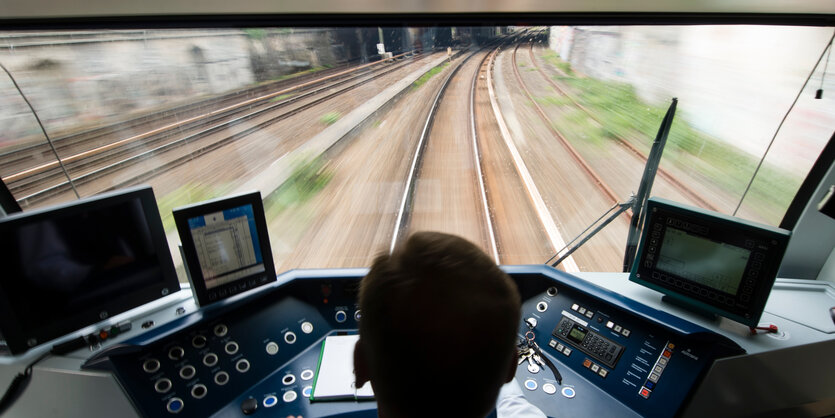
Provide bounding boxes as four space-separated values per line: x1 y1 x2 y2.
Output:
0 62 80 200
818 31 833 99
749 324 779 335
0 351 51 415
733 30 835 216
0 335 86 415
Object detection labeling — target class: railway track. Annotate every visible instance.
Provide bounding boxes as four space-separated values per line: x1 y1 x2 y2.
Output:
0 51 417 170
479 44 580 270
267 39 565 270
389 47 499 256
511 43 626 213
522 43 719 212
492 40 627 271
5 52 427 207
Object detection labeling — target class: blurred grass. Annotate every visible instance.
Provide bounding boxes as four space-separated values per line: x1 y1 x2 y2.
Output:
263 157 334 218
320 111 341 125
271 93 294 102
542 50 573 75
535 95 572 106
412 62 449 89
546 55 800 223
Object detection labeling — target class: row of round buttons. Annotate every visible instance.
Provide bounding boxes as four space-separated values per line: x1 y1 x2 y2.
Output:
335 310 362 323
263 320 316 356
142 340 241 375
162 382 208 414
153 358 250 395
243 388 308 415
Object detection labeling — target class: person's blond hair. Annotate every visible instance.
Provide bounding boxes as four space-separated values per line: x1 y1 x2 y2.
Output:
357 232 521 417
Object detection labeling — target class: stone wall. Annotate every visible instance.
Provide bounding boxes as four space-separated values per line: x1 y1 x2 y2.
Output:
0 29 347 142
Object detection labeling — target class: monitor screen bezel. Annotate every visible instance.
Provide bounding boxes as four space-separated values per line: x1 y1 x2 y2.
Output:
173 191 276 307
629 197 791 327
0 185 181 355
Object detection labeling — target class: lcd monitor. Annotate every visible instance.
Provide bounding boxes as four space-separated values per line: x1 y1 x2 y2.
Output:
630 197 791 327
0 186 180 355
173 191 276 307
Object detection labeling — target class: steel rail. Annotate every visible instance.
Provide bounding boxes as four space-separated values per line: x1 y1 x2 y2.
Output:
389 52 475 253
8 54 424 195
0 50 417 162
15 54 429 206
510 43 629 216
485 44 580 273
525 43 718 212
1 51 419 180
470 49 501 263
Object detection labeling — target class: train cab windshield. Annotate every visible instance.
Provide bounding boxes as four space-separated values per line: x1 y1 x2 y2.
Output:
0 5 834 418
1 24 832 273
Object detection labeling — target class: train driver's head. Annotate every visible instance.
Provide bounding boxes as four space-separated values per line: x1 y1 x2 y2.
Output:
354 231 521 418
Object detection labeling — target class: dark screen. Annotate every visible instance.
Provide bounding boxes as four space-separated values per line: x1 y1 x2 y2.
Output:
0 198 163 335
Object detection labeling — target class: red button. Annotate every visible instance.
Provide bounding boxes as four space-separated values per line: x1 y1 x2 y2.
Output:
640 388 651 398
583 359 592 368
99 330 108 340
662 350 672 358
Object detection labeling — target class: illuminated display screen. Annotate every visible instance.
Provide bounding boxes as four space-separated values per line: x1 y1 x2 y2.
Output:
656 227 751 295
568 325 588 345
187 204 265 290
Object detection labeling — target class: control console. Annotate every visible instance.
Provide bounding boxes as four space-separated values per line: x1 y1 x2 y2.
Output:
510 266 743 418
84 266 743 417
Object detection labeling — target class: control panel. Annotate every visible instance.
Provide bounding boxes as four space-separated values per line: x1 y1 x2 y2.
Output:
509 266 743 418
83 266 743 417
554 314 624 369
84 269 374 418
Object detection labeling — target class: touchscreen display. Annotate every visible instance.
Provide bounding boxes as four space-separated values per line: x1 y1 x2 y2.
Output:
186 204 265 290
656 226 750 295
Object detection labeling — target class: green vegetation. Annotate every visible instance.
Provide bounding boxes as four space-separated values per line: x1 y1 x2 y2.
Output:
547 54 799 223
542 50 573 75
412 63 449 90
534 95 571 107
271 94 294 102
243 28 267 40
156 183 232 233
263 157 334 217
320 111 341 125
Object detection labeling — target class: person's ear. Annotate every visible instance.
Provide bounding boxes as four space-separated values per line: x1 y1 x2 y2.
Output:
354 339 371 386
505 354 516 383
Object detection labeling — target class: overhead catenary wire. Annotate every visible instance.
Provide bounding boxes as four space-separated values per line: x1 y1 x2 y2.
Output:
0 62 80 200
733 29 835 216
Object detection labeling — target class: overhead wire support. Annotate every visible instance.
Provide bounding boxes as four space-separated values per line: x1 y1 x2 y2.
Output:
623 98 678 273
546 195 636 268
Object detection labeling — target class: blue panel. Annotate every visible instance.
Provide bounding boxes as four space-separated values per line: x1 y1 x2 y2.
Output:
86 266 742 417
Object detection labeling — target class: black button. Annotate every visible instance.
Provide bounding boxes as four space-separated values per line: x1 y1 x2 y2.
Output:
241 397 258 415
